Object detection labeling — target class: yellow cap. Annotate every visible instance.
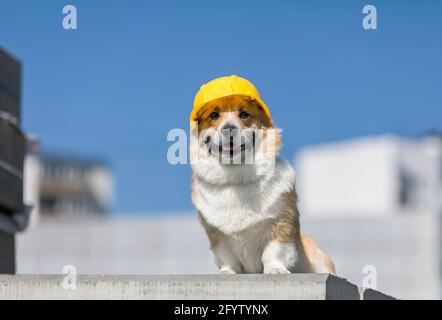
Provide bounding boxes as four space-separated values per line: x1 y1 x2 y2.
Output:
190 75 271 125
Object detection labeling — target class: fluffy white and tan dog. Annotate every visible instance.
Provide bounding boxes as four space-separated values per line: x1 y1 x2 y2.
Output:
190 76 335 275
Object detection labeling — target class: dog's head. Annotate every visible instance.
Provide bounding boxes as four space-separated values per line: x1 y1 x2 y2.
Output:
190 95 281 182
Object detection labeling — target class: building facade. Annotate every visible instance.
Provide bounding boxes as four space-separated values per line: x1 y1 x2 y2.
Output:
296 134 442 217
295 134 442 299
37 153 114 216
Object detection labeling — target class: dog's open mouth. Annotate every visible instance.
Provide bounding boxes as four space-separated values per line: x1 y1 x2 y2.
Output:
219 143 246 153
204 134 255 157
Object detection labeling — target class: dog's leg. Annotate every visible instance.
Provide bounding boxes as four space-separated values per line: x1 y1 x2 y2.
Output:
261 241 296 274
197 211 243 274
261 191 300 274
213 239 242 274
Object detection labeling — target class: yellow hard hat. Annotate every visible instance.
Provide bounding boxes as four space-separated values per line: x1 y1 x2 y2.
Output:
190 75 271 125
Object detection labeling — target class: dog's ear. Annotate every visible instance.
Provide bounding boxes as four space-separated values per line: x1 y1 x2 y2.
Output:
251 99 273 128
242 97 272 127
193 103 214 133
195 104 209 122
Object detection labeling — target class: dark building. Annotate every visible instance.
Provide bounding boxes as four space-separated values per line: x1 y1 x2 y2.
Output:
0 47 28 274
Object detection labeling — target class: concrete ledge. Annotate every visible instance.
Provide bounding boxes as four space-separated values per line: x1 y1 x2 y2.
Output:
0 274 394 300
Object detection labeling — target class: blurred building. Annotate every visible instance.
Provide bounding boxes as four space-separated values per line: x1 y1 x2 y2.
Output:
23 135 41 227
37 153 114 217
295 134 442 299
296 134 442 217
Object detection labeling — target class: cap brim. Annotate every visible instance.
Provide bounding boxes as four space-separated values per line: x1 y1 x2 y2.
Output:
190 94 271 127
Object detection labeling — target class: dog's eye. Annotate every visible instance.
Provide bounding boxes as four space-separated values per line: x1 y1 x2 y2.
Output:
239 111 249 119
210 112 220 120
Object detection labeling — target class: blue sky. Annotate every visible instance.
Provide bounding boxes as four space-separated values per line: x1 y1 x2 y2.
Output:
1 0 441 213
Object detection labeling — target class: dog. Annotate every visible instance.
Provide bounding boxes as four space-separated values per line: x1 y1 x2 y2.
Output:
190 76 335 275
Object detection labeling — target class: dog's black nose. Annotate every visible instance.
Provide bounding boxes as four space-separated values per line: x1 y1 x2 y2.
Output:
220 124 239 138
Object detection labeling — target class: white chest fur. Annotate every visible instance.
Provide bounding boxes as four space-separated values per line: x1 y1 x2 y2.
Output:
193 158 295 235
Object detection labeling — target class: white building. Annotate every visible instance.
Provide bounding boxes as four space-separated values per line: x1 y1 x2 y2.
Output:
296 134 442 217
23 135 41 227
295 134 442 299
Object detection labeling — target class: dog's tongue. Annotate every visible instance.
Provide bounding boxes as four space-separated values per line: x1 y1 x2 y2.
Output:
222 144 239 152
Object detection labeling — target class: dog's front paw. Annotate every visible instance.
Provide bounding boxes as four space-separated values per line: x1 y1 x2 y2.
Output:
264 265 291 274
218 267 237 275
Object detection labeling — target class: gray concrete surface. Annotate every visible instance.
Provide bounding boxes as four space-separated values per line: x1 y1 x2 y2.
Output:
0 274 393 300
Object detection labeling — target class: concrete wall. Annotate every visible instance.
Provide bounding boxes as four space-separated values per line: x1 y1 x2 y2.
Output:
301 213 441 299
16 214 440 299
17 215 215 275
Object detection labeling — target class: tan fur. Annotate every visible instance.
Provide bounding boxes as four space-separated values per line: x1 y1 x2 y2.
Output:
301 234 336 275
268 191 335 274
270 191 301 244
197 210 222 249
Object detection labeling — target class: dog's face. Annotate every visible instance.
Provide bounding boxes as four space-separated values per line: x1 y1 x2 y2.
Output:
192 95 280 165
